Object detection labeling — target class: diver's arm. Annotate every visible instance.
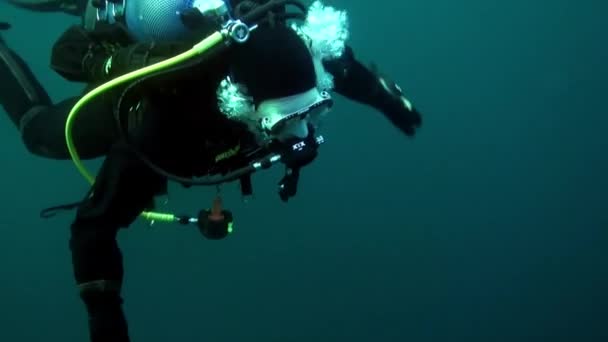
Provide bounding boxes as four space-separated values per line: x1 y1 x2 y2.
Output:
323 45 422 136
6 0 86 16
50 23 191 83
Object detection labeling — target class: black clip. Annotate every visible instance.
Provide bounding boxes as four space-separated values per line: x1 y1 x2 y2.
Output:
240 174 253 196
278 167 300 202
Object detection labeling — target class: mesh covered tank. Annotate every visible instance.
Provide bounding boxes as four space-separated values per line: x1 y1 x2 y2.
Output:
125 0 228 41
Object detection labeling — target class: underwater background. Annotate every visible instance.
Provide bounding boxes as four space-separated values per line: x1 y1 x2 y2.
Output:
0 0 606 341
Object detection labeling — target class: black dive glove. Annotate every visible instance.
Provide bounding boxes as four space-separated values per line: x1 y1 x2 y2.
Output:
52 22 193 83
0 22 10 30
82 23 192 82
371 67 422 137
323 46 422 137
92 40 192 81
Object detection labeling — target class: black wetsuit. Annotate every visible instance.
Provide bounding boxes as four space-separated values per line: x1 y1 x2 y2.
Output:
1 6 421 342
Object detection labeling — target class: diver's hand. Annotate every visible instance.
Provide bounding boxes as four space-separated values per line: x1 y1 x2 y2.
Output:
0 22 10 30
323 47 422 137
87 21 134 46
180 7 217 43
376 75 422 137
101 41 192 80
180 8 207 30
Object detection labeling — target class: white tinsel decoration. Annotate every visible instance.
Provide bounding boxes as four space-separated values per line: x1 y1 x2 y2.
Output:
216 77 254 119
292 1 349 61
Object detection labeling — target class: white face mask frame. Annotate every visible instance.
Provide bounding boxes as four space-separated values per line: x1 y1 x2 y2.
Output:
255 88 333 135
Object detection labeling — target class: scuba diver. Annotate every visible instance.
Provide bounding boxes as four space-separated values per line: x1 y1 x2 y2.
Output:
1 0 420 158
1 1 422 341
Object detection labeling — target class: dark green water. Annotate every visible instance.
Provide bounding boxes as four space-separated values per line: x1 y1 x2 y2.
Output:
1 0 606 341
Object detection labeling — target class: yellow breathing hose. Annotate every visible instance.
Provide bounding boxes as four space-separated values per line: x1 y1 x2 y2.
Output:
65 31 227 223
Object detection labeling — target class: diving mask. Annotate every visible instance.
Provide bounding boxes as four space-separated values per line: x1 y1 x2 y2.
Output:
253 88 333 141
